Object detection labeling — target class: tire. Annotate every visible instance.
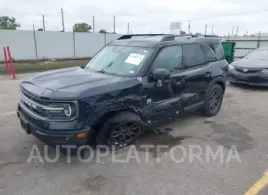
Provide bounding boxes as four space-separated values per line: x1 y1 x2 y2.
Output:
96 111 144 146
201 84 223 117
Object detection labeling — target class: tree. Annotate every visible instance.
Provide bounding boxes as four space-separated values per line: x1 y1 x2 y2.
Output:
73 23 91 32
0 16 20 30
99 29 106 33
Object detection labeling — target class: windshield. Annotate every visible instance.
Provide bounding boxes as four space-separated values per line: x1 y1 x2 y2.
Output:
244 48 268 60
85 45 152 76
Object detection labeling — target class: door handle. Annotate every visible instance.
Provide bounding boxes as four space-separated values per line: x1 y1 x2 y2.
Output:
205 72 211 77
175 79 185 85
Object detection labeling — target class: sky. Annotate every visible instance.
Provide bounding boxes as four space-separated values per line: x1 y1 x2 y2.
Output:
1 0 268 35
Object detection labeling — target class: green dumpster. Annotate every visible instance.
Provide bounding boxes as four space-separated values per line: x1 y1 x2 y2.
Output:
221 42 236 64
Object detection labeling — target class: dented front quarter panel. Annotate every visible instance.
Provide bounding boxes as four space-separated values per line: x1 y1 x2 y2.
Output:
78 78 146 126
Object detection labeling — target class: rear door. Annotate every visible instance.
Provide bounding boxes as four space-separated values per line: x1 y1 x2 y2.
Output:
180 43 214 109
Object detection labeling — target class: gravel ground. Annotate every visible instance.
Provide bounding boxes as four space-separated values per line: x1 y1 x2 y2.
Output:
0 75 267 195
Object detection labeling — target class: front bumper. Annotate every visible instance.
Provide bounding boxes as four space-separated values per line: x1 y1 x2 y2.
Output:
228 69 268 87
17 103 91 146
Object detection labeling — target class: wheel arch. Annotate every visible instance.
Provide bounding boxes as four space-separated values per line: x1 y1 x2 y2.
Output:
207 77 226 94
90 106 144 132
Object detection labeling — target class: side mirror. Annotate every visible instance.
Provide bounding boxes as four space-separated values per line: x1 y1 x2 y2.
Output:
152 68 171 81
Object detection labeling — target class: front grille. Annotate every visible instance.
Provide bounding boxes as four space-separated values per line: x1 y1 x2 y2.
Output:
20 90 47 117
234 67 260 74
19 88 77 121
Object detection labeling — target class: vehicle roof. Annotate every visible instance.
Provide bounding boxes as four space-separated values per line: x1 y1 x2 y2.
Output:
110 34 221 48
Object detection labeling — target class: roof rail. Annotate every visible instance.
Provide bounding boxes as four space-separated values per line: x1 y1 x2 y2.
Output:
161 34 219 41
117 34 170 40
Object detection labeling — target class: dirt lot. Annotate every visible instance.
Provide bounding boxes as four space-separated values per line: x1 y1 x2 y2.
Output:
0 76 267 195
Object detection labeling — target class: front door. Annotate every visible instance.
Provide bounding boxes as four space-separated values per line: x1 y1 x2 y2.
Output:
141 45 186 123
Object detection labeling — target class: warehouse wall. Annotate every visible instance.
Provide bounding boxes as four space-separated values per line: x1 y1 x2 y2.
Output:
0 30 37 60
0 29 121 61
222 36 268 58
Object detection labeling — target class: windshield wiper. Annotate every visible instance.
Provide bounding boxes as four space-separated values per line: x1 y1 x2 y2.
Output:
95 62 114 74
96 69 106 74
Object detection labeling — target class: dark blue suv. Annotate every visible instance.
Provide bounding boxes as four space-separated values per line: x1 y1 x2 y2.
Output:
17 34 228 146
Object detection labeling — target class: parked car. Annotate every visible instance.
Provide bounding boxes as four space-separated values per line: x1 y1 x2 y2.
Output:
228 47 268 86
17 34 228 147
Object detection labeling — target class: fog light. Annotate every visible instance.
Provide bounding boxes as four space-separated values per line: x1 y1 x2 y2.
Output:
77 132 86 138
63 104 72 117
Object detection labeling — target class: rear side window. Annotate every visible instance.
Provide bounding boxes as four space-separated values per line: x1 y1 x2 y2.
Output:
212 43 224 60
183 44 206 68
202 44 217 62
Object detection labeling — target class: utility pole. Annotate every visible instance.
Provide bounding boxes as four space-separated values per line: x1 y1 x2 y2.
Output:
42 15 46 31
211 25 214 35
187 20 191 34
92 16 95 33
113 16 116 34
127 22 129 34
231 26 234 36
236 26 239 36
33 24 38 59
205 24 207 35
61 8 65 32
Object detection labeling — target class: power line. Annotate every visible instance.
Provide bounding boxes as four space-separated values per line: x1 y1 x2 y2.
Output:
61 8 65 32
191 9 268 21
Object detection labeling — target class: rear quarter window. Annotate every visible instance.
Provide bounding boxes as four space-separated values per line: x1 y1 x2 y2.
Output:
211 43 224 60
202 44 217 62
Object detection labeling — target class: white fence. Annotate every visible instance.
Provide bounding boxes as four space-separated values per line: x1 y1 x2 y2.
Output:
0 30 121 61
222 36 268 58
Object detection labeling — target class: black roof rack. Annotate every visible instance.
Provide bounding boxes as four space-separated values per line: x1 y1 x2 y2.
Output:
117 34 170 40
161 34 218 41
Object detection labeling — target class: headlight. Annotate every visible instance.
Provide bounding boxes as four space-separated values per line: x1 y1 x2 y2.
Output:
46 103 76 119
229 64 235 70
262 69 268 74
63 104 72 117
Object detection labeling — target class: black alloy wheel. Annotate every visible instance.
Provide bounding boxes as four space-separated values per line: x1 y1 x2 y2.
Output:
110 122 142 144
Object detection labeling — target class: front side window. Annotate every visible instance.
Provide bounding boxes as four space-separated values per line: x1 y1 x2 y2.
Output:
85 45 152 76
151 46 183 72
183 44 206 68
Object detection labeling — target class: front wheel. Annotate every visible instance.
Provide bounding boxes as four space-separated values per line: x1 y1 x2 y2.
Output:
201 84 223 117
96 111 144 146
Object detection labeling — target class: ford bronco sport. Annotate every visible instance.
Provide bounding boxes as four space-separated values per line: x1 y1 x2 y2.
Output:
17 34 228 146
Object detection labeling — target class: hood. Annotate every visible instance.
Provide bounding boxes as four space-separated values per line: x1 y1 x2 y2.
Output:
232 58 268 69
21 67 142 100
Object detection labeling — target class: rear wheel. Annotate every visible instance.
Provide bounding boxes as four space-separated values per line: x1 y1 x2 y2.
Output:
201 84 223 117
96 111 144 146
